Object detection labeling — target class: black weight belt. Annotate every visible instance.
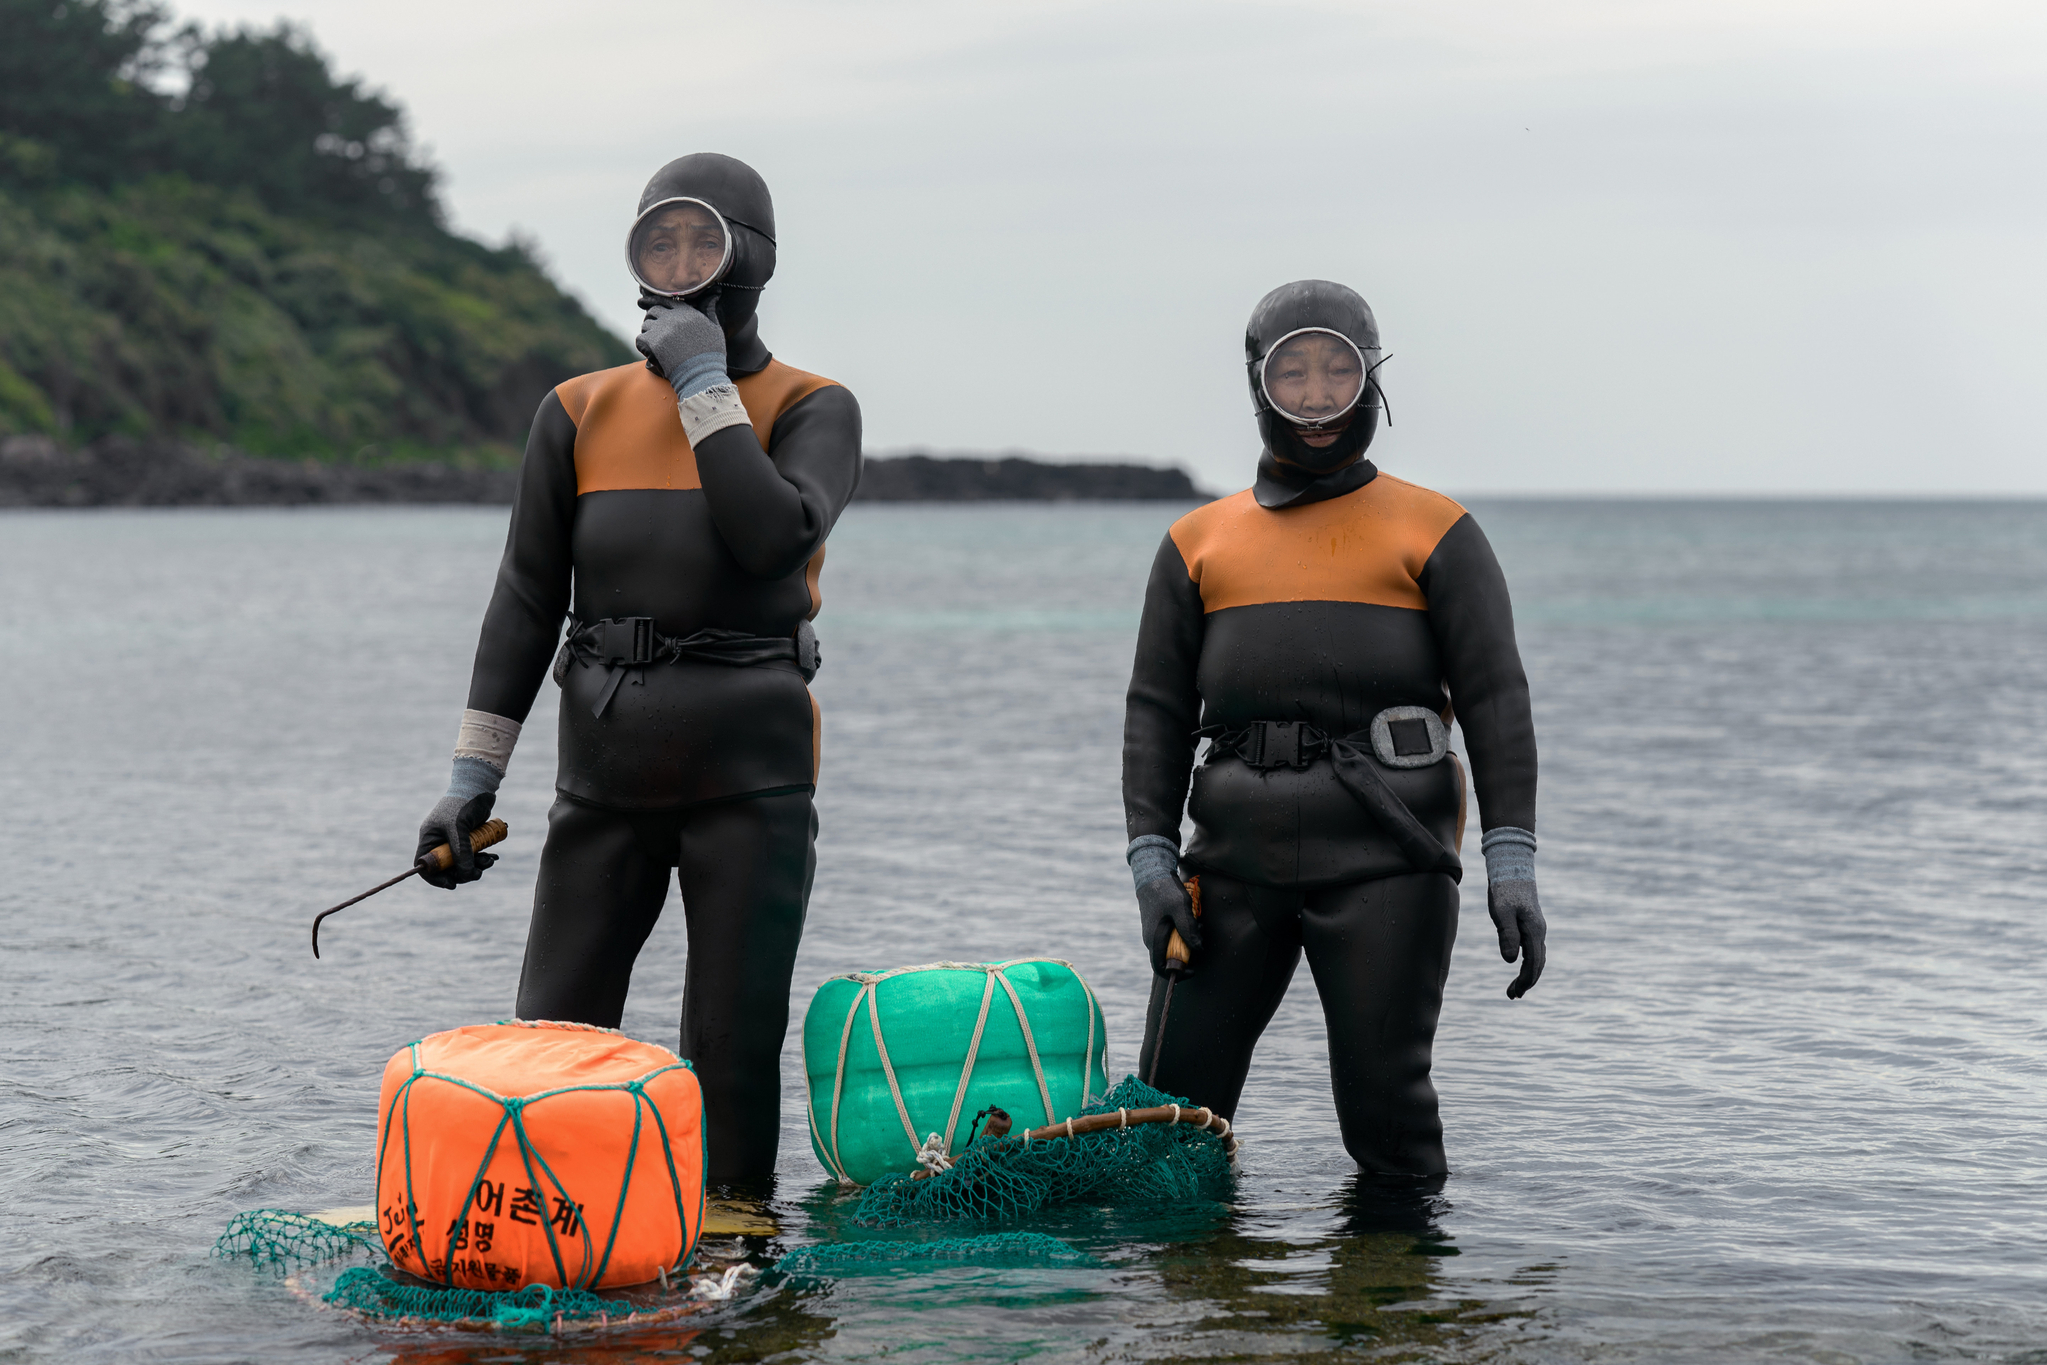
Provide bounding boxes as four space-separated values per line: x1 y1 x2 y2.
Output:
1197 718 1463 882
554 616 820 719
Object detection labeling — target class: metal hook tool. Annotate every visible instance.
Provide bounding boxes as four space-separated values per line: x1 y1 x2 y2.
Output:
311 819 508 958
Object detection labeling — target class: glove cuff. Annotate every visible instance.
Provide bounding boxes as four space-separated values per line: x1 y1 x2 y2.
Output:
1126 835 1182 892
444 755 503 805
678 383 749 445
453 708 520 774
1481 826 1536 884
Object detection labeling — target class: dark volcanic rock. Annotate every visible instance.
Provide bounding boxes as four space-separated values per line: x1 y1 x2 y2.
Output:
854 454 1208 502
0 436 517 507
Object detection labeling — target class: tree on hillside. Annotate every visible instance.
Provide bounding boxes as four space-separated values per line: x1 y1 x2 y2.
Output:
0 0 631 452
173 25 439 224
0 0 439 224
0 0 169 185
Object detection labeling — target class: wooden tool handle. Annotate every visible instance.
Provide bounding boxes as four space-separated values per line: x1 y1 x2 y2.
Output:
421 818 509 872
1023 1102 1236 1155
1163 876 1203 969
909 1100 1240 1178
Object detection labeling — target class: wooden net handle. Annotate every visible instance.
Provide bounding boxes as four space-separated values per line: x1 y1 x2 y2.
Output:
420 818 509 873
1163 875 1203 968
1021 1102 1237 1156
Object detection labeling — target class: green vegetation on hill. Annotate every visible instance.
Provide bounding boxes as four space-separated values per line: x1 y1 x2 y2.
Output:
0 0 631 458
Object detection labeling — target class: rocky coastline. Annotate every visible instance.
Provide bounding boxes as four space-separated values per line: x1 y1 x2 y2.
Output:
0 436 1209 508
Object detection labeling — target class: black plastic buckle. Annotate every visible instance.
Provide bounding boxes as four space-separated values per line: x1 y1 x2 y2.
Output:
593 616 656 666
1250 720 1313 770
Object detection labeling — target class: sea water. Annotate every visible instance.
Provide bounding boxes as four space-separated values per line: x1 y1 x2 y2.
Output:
2 500 2044 1363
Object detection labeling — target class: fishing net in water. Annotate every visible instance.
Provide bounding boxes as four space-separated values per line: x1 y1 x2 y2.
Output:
212 1208 689 1330
212 1075 1229 1318
852 1075 1236 1227
215 1209 381 1266
323 1266 642 1330
772 1231 1097 1279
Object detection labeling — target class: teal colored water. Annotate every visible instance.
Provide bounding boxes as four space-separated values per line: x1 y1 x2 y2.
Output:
3 499 2044 1362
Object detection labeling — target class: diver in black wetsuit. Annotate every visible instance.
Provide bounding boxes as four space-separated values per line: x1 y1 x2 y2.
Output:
1123 280 1544 1176
413 153 862 1186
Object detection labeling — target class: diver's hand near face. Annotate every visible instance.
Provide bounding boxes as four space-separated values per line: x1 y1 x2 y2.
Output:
1481 827 1545 998
637 293 729 400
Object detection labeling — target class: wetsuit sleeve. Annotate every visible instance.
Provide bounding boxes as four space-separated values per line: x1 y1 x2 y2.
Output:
689 384 863 579
464 390 578 723
1123 531 1208 844
1417 513 1536 833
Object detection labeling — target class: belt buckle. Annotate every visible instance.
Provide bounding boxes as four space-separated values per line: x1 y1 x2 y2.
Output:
1255 720 1309 770
595 616 656 665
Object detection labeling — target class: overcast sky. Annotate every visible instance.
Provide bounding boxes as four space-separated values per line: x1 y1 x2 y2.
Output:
176 0 2046 494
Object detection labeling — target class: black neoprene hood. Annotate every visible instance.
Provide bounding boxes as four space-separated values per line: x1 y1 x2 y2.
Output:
1245 280 1384 472
635 153 778 373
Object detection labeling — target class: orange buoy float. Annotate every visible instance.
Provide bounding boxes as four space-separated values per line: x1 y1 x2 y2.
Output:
374 1020 704 1291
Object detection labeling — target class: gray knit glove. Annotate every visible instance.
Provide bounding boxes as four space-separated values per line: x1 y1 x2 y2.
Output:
636 297 728 401
1481 827 1545 999
416 757 501 890
1128 835 1201 975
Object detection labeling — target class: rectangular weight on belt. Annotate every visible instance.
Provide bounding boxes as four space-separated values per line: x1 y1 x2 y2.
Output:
595 616 656 665
1387 718 1434 758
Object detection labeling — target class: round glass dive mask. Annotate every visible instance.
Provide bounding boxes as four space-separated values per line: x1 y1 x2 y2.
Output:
626 196 732 299
1259 327 1373 429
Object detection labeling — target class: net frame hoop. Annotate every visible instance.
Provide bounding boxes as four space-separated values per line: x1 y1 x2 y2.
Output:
924 1100 1236 1172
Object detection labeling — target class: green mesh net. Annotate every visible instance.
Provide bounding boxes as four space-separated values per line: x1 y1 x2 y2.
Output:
773 1231 1096 1278
212 1208 654 1330
852 1076 1235 1227
213 1209 381 1266
212 1077 1228 1325
324 1266 641 1329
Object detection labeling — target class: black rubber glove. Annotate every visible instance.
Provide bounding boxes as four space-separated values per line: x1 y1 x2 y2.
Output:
1488 879 1546 998
415 791 498 890
1138 877 1203 977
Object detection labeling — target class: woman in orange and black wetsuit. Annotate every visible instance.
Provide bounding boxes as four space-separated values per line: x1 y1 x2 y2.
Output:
1123 280 1546 1176
412 154 862 1188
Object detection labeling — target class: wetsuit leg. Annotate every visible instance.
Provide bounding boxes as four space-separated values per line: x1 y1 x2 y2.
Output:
514 795 676 1026
1137 874 1304 1119
1300 871 1459 1176
674 790 815 1187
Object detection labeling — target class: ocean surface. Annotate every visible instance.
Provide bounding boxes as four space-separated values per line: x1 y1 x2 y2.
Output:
3 498 2044 1364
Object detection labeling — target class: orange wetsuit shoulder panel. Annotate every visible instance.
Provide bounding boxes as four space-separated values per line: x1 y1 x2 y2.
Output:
562 358 840 495
1168 473 1467 613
